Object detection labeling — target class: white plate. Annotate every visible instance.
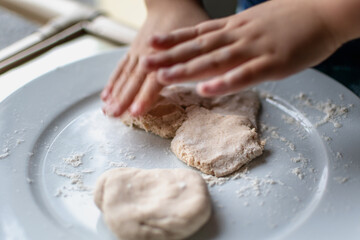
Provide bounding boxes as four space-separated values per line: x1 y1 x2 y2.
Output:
1 48 359 240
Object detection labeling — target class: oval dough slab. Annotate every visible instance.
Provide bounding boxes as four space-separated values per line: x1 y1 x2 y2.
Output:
94 168 211 240
171 106 264 177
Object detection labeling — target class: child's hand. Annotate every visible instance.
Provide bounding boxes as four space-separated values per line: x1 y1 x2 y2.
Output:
101 0 208 117
143 0 341 97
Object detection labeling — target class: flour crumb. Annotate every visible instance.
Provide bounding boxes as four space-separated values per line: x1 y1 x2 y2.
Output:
281 114 296 124
291 157 302 163
54 188 63 197
201 173 229 187
322 135 332 142
0 152 9 159
334 177 348 184
53 167 83 185
336 152 343 159
1 147 10 159
291 168 304 180
108 161 128 168
308 167 315 173
235 174 279 198
271 131 280 139
26 177 33 184
295 94 351 128
260 123 278 133
81 168 95 174
290 155 308 167
16 139 25 145
288 143 296 151
63 153 84 167
52 167 92 192
270 130 296 151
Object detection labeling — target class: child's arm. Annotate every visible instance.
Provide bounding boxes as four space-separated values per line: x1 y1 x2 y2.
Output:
141 0 360 97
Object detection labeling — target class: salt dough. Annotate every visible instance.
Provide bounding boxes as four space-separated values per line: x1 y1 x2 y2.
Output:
121 96 186 138
121 86 210 138
120 86 264 176
210 90 260 128
94 168 211 240
172 106 264 177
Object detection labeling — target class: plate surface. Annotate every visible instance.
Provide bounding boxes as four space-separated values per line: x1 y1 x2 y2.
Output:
1 48 360 240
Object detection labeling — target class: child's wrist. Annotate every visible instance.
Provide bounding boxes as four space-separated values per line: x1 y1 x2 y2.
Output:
314 0 360 44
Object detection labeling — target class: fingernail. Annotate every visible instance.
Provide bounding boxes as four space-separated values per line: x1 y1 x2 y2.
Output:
102 105 107 115
105 97 114 106
105 103 122 117
158 69 168 82
152 34 166 44
197 83 209 95
158 65 182 82
139 56 152 70
130 102 142 116
197 82 219 97
101 88 109 100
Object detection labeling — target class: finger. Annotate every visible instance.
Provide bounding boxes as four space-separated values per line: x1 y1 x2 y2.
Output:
143 30 236 70
101 54 129 101
156 42 255 85
197 56 274 97
110 55 138 100
129 72 164 117
149 18 227 49
104 67 147 117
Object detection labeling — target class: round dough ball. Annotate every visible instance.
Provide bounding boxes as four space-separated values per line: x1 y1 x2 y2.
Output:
94 168 211 240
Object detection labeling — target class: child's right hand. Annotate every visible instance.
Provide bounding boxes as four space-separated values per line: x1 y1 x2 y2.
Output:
142 0 346 97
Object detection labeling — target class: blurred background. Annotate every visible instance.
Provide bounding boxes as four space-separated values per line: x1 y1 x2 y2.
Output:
0 0 238 51
0 0 236 79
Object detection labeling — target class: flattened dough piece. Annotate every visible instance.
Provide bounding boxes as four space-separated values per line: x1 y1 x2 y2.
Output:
171 106 264 177
210 90 260 128
121 96 186 138
161 85 212 108
94 168 211 240
121 86 211 138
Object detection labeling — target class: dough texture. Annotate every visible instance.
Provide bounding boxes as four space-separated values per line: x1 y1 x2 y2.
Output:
121 96 186 138
210 90 260 128
120 86 211 138
171 106 264 177
94 168 211 240
120 86 264 176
